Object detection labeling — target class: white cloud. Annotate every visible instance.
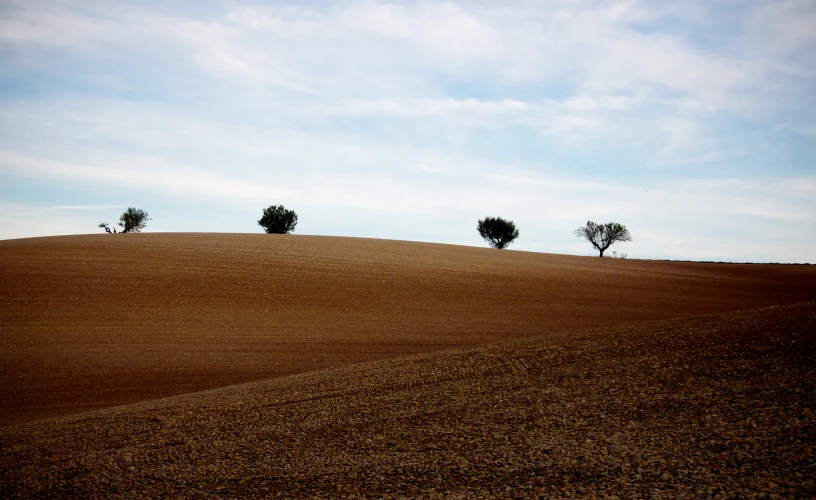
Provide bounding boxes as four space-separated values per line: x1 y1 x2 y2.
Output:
4 1 813 129
311 97 529 120
5 204 124 216
0 202 105 240
1 0 814 262
746 0 816 55
339 2 501 62
0 1 117 48
0 151 294 202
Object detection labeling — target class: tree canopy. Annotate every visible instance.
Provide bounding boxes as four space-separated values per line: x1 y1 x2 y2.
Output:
99 207 151 234
575 221 631 257
119 207 151 233
258 205 298 234
477 216 520 249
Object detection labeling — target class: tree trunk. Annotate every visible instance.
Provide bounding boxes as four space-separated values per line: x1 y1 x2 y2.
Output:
599 248 605 257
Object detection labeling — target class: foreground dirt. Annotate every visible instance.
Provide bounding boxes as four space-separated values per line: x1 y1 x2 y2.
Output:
2 233 815 426
1 302 814 498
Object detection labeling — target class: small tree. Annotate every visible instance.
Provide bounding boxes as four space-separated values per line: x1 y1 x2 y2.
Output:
259 205 298 234
99 207 150 234
575 221 631 257
119 207 151 233
477 216 519 249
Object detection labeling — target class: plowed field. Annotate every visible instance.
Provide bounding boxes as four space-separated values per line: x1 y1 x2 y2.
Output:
1 233 815 427
2 302 814 497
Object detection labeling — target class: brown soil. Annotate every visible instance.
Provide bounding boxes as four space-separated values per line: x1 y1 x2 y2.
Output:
1 233 815 427
1 302 814 498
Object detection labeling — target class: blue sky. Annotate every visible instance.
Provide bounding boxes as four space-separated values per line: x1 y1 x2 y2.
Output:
1 0 814 262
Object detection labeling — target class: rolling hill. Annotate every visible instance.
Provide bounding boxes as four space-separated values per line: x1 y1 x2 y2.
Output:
1 233 815 427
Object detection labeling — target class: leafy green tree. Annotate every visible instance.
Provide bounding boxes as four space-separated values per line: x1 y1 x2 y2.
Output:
119 207 151 233
575 221 631 257
258 205 298 234
477 216 519 249
99 207 151 233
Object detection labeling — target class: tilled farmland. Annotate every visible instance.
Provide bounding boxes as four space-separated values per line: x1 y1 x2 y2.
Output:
1 302 814 498
1 234 815 498
1 234 814 427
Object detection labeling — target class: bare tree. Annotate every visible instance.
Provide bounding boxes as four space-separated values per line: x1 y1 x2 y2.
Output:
575 221 631 257
98 222 116 234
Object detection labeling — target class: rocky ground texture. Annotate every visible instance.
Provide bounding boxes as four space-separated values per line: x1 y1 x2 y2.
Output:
2 302 814 498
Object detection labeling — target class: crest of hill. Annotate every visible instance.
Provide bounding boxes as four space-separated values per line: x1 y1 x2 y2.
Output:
2 302 814 498
1 233 816 426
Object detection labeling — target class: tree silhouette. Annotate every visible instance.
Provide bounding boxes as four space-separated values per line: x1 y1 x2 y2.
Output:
258 205 298 234
99 207 150 234
477 216 520 249
118 208 151 233
575 221 631 257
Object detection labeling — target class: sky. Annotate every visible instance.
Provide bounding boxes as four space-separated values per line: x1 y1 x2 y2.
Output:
0 0 814 262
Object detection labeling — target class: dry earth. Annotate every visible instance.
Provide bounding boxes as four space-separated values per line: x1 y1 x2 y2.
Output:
1 234 815 427
1 302 814 498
